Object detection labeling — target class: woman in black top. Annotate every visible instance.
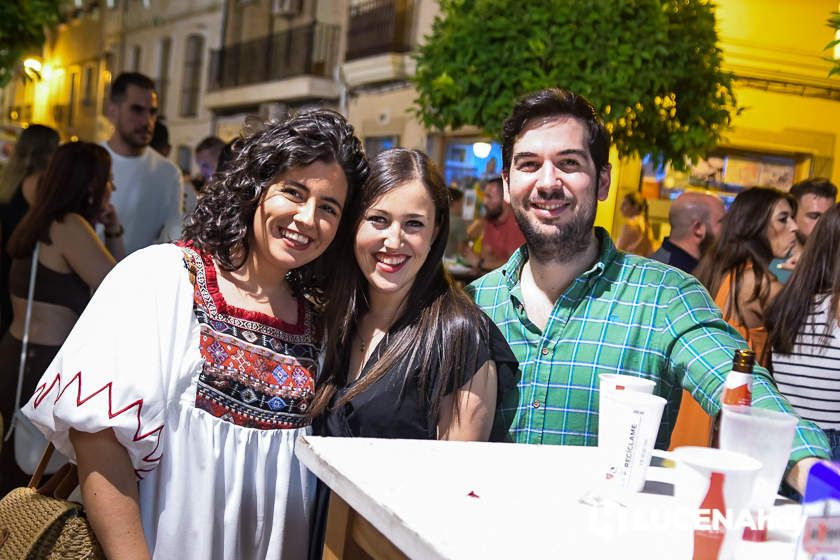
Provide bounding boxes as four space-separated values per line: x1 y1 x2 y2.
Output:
0 125 59 337
307 147 517 557
311 147 517 438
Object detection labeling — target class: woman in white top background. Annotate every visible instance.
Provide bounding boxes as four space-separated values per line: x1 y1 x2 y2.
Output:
766 202 840 460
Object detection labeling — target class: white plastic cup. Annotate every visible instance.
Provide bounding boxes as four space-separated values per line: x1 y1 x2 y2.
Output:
670 446 762 559
598 390 667 493
719 405 797 509
598 373 656 418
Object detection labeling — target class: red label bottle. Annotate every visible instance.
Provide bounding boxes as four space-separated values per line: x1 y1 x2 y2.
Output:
721 349 755 406
693 472 726 560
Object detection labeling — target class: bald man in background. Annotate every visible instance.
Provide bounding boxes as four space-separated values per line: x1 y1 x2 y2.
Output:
650 192 726 274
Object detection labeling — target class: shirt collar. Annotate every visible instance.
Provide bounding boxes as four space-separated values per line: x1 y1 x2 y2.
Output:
500 226 617 289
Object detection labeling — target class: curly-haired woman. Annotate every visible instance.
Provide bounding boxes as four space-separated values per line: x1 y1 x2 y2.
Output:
22 110 368 559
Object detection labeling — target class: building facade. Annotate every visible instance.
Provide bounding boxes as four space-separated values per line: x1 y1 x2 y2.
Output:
3 0 839 238
0 0 223 174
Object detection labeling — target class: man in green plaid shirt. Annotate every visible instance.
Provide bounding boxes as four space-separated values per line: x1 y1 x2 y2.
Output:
467 88 829 494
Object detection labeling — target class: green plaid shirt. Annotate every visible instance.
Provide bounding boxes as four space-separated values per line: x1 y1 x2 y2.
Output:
467 228 829 466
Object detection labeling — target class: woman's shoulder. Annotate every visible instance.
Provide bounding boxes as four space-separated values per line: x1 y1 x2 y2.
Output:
52 212 94 233
736 262 777 294
108 243 190 283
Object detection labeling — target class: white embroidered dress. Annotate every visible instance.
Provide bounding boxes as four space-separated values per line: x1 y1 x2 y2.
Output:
23 244 317 559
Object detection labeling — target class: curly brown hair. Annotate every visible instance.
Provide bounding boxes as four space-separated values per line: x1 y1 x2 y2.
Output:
182 109 368 304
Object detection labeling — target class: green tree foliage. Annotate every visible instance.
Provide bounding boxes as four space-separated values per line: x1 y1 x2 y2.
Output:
413 0 738 168
827 12 840 76
0 0 62 87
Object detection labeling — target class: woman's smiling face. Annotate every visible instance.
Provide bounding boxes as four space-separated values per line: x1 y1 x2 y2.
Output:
250 160 348 274
354 179 438 302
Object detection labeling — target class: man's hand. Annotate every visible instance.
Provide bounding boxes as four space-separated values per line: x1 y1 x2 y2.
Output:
785 457 821 496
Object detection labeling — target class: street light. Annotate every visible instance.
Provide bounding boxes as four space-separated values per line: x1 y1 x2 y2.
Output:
23 58 43 81
472 141 491 159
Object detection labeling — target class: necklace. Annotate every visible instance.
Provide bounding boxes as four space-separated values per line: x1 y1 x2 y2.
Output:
359 338 366 353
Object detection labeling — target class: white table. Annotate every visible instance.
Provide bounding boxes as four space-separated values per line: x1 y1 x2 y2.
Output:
296 436 803 559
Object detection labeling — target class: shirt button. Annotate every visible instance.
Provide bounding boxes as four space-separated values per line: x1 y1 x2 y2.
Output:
533 400 541 409
540 347 549 356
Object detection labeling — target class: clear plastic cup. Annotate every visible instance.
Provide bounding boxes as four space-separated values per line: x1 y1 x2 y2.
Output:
718 405 797 541
719 405 797 509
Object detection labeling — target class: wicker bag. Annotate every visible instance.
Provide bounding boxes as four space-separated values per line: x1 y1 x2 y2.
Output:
0 444 103 559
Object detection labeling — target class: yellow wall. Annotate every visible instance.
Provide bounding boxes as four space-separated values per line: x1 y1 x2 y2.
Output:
717 0 840 186
602 0 840 238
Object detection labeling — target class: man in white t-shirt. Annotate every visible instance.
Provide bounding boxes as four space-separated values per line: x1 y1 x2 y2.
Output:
103 72 183 255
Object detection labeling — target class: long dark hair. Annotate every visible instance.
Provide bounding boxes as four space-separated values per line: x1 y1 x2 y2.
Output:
183 109 368 304
766 203 840 354
695 186 795 327
7 142 111 258
310 148 489 424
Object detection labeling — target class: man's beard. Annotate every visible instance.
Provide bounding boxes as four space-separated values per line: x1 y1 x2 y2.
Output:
121 127 152 150
511 192 596 263
485 204 503 221
699 227 716 256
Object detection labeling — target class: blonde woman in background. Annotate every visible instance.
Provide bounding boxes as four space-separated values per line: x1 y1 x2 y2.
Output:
0 125 59 336
616 192 654 256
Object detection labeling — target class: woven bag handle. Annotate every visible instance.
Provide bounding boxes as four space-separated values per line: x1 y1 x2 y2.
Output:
37 462 74 498
27 442 55 489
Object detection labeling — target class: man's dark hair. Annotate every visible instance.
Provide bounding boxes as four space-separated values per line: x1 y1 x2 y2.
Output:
196 136 225 155
150 119 170 152
109 72 156 103
501 88 611 175
448 186 464 203
789 177 837 202
216 139 237 174
484 176 503 193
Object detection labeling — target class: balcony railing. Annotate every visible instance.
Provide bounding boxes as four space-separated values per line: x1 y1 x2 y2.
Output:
208 23 340 92
345 0 412 62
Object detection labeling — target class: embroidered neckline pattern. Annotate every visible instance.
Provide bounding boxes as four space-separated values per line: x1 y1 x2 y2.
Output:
183 244 311 339
183 245 319 430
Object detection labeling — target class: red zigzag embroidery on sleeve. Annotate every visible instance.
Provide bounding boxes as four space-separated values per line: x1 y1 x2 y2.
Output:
33 371 165 479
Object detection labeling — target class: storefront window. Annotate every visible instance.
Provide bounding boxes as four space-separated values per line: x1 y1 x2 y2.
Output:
657 150 799 208
364 135 398 156
442 139 502 190
439 139 500 221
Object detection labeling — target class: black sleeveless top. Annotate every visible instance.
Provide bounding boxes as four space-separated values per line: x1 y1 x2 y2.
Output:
8 257 91 317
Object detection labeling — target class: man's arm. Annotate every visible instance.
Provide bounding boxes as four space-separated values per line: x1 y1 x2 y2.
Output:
665 275 830 494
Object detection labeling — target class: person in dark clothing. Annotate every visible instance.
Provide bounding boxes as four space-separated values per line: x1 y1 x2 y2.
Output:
0 124 59 337
650 191 726 274
307 148 518 559
0 141 122 494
